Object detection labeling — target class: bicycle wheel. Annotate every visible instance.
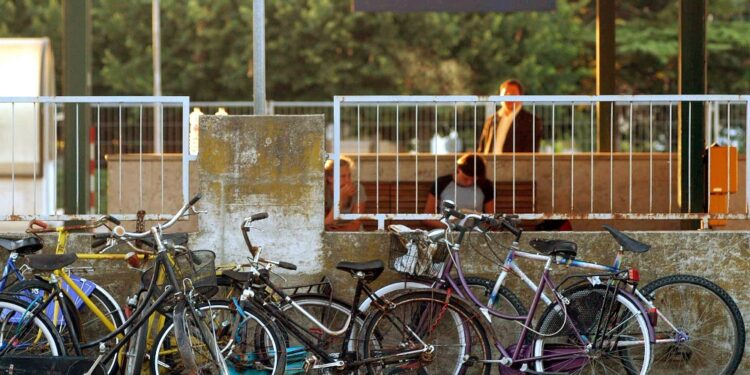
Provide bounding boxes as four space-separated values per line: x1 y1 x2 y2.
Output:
359 289 492 375
277 293 364 372
0 295 65 356
6 278 125 375
462 276 528 349
532 287 652 375
150 300 286 375
640 274 745 375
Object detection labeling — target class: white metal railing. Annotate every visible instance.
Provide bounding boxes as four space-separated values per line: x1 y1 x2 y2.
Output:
332 95 750 229
0 96 190 221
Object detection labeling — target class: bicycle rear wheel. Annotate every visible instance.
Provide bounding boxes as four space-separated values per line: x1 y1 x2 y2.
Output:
533 287 652 375
359 289 492 375
640 274 745 375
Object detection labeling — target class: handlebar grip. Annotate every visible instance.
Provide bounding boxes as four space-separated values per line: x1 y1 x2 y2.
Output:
502 220 522 237
105 215 121 225
92 232 110 239
91 238 107 248
29 219 49 229
250 212 269 222
277 261 297 271
448 209 465 220
189 193 203 206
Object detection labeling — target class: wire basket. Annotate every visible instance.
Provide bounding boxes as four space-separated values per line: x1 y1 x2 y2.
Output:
388 225 448 280
141 249 218 312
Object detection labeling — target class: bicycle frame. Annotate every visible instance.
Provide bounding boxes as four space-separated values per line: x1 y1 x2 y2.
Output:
241 267 436 371
367 225 656 369
0 253 24 291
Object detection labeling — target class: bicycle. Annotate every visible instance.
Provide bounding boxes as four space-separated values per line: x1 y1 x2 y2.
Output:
150 212 495 374
0 216 134 374
365 202 654 374
448 211 745 375
0 193 242 374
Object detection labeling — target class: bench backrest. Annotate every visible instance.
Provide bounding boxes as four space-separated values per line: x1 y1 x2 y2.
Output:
360 180 535 214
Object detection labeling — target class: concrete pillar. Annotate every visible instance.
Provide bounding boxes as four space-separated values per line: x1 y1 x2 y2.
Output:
194 115 326 270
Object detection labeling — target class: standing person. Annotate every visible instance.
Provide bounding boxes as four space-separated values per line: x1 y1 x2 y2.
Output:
477 79 543 154
324 156 368 231
423 154 495 228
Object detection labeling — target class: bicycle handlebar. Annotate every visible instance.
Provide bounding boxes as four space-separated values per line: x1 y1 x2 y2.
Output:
116 193 203 239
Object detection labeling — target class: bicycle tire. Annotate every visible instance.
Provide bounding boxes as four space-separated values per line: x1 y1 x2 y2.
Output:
150 300 286 375
0 295 66 357
6 279 125 375
359 289 493 375
532 287 653 375
462 276 529 349
123 293 149 375
640 274 745 375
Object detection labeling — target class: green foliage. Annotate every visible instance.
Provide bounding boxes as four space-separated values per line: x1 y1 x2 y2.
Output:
0 0 749 99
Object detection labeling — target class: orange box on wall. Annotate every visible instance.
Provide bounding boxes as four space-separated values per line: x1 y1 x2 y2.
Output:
708 145 738 194
708 145 738 227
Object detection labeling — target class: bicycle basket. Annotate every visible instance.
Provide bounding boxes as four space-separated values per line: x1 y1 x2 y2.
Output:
388 225 448 279
141 249 218 312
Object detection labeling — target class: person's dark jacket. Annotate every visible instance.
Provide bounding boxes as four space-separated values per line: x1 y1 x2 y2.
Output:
477 109 543 153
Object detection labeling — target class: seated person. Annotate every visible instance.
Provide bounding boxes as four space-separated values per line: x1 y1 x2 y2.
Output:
324 156 367 231
423 153 495 229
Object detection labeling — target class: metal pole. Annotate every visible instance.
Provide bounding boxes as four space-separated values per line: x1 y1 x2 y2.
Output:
63 0 91 214
153 0 163 153
596 0 615 152
253 0 267 115
678 0 707 227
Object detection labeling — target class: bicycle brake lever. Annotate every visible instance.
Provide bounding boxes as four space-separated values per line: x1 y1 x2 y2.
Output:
190 206 208 215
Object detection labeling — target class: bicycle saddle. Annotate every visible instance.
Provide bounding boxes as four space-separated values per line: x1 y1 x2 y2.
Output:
529 239 578 259
336 260 384 282
0 236 43 255
602 225 650 253
26 253 78 272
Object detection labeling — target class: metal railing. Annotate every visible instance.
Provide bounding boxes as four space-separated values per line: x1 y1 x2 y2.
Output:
0 96 190 221
332 95 750 229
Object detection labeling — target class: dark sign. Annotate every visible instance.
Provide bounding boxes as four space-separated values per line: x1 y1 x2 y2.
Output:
353 0 556 13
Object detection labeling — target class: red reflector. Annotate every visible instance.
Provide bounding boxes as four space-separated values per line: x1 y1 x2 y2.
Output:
125 252 141 269
628 268 640 282
647 307 658 327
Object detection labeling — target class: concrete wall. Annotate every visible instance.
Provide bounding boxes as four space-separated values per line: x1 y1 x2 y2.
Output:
193 115 326 270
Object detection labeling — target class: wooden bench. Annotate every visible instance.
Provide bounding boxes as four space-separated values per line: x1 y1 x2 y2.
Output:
357 180 535 230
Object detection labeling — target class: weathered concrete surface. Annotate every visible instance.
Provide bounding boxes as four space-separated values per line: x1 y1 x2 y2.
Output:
194 115 326 270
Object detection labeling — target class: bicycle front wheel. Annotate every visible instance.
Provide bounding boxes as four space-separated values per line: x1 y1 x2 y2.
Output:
533 288 652 375
640 274 745 375
0 295 66 357
151 300 286 375
359 289 492 375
